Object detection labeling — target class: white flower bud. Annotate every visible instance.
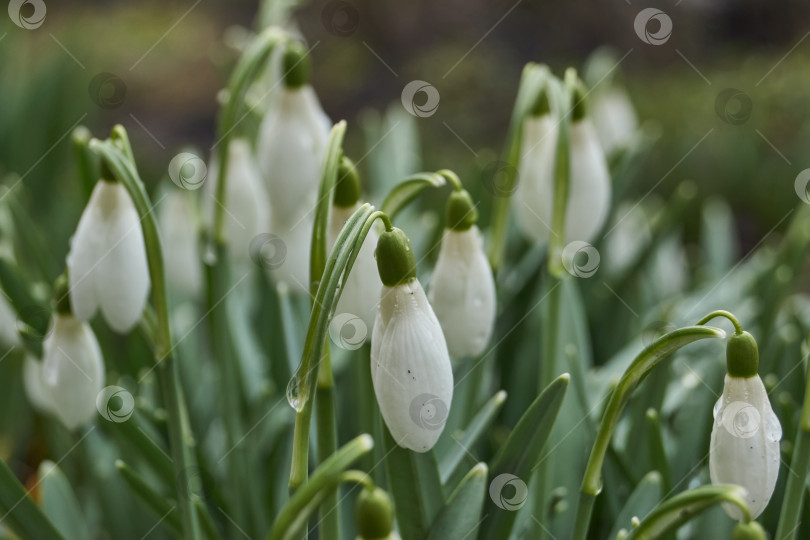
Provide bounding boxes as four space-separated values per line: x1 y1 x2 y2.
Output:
328 203 382 335
566 118 611 243
206 138 271 266
23 355 52 414
514 114 557 244
590 87 638 155
709 374 781 519
371 279 453 452
428 225 496 358
67 180 150 333
40 314 105 430
0 293 20 347
256 86 330 226
159 190 202 297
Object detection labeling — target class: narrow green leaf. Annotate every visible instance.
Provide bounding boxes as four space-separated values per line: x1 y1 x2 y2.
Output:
479 373 570 540
116 460 182 536
0 458 64 540
380 172 446 220
427 463 488 540
608 471 662 540
38 461 90 540
439 391 506 484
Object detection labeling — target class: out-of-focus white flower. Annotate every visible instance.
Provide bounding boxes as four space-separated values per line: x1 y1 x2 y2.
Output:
67 179 150 333
206 138 271 266
265 215 312 295
710 331 781 521
590 87 638 155
40 313 105 430
23 355 52 414
429 221 496 358
514 113 557 243
567 118 611 243
0 293 20 347
371 227 453 452
328 203 381 335
603 202 651 276
159 190 202 297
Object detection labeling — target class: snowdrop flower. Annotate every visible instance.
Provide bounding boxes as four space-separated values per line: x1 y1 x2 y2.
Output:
590 87 638 155
428 189 496 358
256 41 330 226
710 330 781 520
67 171 150 333
38 280 104 430
371 227 453 452
23 355 52 414
206 138 271 267
328 157 382 335
514 86 612 244
159 190 202 297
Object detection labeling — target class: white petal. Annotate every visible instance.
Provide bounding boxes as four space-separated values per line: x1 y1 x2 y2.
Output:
159 190 202 297
514 115 557 243
567 119 611 243
329 204 383 336
428 226 496 358
709 375 781 519
67 181 109 321
371 280 453 452
257 87 329 225
41 315 105 430
23 355 52 413
590 88 638 154
0 293 20 347
267 214 312 295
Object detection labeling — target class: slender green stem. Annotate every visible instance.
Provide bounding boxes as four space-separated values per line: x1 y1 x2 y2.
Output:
435 169 463 191
380 172 447 221
90 133 202 539
695 310 743 334
572 324 726 540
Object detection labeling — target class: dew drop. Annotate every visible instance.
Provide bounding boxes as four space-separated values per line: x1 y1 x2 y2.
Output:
286 374 305 412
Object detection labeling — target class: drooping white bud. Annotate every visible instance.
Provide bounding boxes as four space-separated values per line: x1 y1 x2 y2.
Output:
566 118 612 243
590 87 638 155
40 314 105 430
709 374 781 519
371 279 453 452
513 114 557 244
428 225 496 358
159 190 202 297
23 355 53 414
67 180 150 333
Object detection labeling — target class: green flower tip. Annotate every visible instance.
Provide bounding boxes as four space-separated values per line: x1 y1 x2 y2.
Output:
99 159 117 183
730 520 766 540
531 88 551 117
283 41 311 89
355 486 394 540
446 189 478 231
726 330 759 378
334 156 362 208
571 83 587 122
53 274 71 315
375 227 417 287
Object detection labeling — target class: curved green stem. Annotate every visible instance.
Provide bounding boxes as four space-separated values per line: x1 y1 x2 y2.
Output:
572 324 726 540
435 169 463 191
380 172 447 221
695 310 743 334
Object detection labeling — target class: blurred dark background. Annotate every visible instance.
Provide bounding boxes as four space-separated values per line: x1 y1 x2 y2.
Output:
2 0 810 260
